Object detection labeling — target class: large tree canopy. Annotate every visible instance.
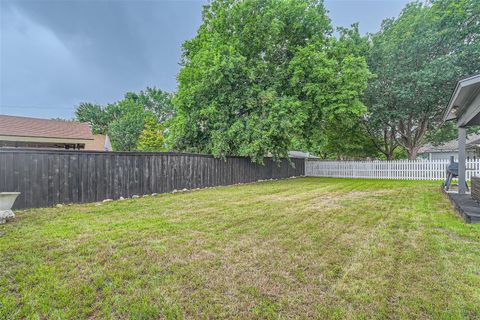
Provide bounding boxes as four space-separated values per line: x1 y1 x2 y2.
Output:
168 0 371 162
75 87 173 151
364 0 480 159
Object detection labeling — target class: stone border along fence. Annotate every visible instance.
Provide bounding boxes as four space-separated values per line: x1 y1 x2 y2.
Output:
305 158 480 181
0 149 304 209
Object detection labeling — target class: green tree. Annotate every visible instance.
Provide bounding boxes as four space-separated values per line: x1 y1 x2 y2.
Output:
137 113 166 152
169 0 371 162
107 98 145 151
124 88 175 123
75 103 111 134
288 24 373 159
364 0 480 159
75 88 173 151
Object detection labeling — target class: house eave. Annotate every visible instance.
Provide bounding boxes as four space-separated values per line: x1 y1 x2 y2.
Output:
443 74 480 125
0 135 93 144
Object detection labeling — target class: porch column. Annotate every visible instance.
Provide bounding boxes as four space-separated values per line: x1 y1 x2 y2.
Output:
458 126 466 194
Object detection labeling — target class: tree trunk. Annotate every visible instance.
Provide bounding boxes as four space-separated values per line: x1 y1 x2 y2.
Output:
406 147 418 160
364 121 398 161
397 116 428 160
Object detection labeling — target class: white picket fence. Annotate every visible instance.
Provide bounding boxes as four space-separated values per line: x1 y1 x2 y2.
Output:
305 159 480 180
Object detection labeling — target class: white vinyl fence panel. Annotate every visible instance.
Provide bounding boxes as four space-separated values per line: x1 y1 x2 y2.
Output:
305 159 480 180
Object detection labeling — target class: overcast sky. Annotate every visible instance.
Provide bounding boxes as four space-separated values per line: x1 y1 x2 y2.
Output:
0 0 409 119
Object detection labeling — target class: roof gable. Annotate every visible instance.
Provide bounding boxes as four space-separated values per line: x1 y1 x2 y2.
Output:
443 74 480 123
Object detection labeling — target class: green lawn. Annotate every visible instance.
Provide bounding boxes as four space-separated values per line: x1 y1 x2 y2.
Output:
1 178 480 319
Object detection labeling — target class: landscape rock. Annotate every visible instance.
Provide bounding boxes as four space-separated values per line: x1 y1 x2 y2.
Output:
172 189 178 193
132 195 140 199
0 210 15 224
103 199 113 203
56 204 63 208
119 196 125 201
151 193 158 196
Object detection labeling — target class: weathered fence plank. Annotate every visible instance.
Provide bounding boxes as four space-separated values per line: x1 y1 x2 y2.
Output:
0 149 304 209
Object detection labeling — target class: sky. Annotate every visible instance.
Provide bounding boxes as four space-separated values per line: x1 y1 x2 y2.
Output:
0 0 409 119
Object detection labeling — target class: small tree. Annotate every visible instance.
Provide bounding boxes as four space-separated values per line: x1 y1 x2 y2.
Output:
137 113 166 152
107 99 145 151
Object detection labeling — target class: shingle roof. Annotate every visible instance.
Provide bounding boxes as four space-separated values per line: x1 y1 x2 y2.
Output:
419 133 480 153
0 114 94 140
288 150 319 158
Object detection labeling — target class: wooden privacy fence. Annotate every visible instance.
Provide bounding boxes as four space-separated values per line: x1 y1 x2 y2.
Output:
305 159 480 180
0 149 304 209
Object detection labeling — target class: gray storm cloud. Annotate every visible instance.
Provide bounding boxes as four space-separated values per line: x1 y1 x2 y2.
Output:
0 0 205 118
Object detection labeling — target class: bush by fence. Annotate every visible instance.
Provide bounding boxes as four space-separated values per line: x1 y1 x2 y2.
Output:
306 159 480 180
0 149 304 209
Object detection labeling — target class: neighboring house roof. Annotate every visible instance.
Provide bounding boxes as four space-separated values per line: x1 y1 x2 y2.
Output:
84 135 112 151
0 114 93 141
419 133 480 153
288 150 319 159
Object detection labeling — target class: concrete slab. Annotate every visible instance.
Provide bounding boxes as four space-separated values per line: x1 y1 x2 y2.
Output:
444 190 480 223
